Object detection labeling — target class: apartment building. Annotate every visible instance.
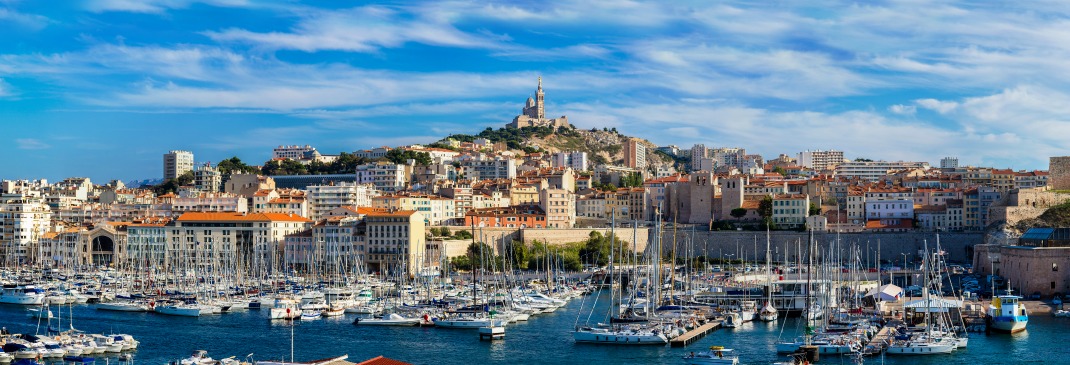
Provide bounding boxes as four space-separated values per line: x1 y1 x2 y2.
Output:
163 150 194 180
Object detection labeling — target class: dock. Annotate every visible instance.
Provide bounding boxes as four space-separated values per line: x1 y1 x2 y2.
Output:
669 320 721 347
862 326 897 355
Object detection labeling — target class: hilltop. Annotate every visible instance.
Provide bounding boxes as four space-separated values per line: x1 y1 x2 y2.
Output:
437 125 678 170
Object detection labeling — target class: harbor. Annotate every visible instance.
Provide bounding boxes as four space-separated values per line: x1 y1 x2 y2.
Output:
0 293 1067 365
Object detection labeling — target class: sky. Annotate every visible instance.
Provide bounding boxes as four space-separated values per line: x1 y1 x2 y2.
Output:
1 0 1068 183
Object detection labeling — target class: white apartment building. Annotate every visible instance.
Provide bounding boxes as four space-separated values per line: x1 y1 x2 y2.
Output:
251 189 309 218
690 144 709 172
940 157 959 169
771 194 810 228
372 194 457 226
171 191 248 213
171 212 312 271
306 183 380 221
364 210 425 276
194 163 222 192
284 216 366 272
834 161 931 180
462 157 517 181
127 220 170 267
552 151 588 171
163 150 194 180
273 145 318 160
540 188 576 228
355 163 410 192
798 150 846 171
0 194 52 264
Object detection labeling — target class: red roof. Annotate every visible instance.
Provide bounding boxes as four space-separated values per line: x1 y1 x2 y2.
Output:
176 212 311 222
865 219 913 230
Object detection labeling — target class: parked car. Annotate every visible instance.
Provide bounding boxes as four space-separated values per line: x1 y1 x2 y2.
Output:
1029 292 1042 300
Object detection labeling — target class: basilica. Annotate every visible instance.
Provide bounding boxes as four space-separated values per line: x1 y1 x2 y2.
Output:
508 77 570 129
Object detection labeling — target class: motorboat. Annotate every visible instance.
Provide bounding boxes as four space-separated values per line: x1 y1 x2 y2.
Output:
353 313 420 326
987 293 1028 333
721 312 742 328
683 346 739 365
0 285 46 305
572 325 668 345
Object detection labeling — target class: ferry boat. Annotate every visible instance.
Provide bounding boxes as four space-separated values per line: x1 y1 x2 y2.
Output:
987 293 1028 333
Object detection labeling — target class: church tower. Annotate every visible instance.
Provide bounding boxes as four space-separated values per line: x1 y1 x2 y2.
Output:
535 76 545 119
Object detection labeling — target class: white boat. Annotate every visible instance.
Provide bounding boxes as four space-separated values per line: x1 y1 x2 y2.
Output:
572 325 668 345
683 346 739 365
721 312 742 328
41 342 67 358
353 313 420 326
180 350 217 365
758 302 778 322
886 337 956 355
14 349 38 360
301 311 322 320
987 294 1028 333
433 314 508 328
154 303 202 317
322 306 345 317
270 307 302 320
0 285 46 305
0 352 12 364
98 301 152 312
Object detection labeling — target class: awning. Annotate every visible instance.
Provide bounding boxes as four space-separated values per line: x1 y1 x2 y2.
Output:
903 298 962 312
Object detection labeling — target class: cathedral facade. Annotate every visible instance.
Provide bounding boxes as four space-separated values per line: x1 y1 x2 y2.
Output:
508 77 570 129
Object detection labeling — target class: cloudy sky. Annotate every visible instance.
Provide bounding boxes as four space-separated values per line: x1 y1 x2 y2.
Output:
1 0 1066 182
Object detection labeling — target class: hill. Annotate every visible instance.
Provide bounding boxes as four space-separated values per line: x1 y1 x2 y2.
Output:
438 125 678 171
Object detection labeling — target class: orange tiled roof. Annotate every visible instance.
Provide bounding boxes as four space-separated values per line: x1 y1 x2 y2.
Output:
865 219 913 229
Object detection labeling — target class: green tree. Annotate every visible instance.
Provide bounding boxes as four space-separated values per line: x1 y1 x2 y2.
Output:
384 148 432 165
758 196 773 220
730 208 748 219
175 170 194 186
772 166 787 175
809 202 822 216
509 240 528 270
454 230 473 240
450 255 472 271
217 156 259 175
621 172 644 188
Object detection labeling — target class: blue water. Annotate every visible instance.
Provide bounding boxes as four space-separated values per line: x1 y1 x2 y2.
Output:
0 294 1066 365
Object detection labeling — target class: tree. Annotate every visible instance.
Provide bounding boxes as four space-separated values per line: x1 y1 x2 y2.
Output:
466 242 495 270
217 156 259 175
854 158 873 162
454 230 473 240
175 170 194 186
509 240 528 270
809 202 822 216
621 172 644 188
758 196 773 220
450 255 472 271
730 208 748 219
384 148 432 166
772 166 787 175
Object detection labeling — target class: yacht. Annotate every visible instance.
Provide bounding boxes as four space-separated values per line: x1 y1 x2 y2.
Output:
353 313 420 326
0 285 46 305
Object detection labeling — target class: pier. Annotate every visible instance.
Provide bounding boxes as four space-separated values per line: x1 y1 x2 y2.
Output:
863 325 897 355
669 320 722 347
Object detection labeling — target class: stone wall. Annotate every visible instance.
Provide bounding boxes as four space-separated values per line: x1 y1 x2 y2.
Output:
986 187 1070 227
523 227 650 252
656 231 984 263
996 246 1070 297
434 225 650 252
1051 156 1070 190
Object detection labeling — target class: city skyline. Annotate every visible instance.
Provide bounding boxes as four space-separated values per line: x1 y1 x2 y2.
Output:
3 1 1069 182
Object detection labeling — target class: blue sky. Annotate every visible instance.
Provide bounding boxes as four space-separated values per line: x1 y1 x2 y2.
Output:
1 0 1067 182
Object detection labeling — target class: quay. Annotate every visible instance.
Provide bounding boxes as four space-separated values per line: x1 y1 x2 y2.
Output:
670 320 722 347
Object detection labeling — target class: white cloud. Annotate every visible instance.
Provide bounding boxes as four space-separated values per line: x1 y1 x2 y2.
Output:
204 5 505 52
914 98 958 114
0 78 11 97
888 104 915 115
15 138 49 150
85 0 250 13
0 7 49 30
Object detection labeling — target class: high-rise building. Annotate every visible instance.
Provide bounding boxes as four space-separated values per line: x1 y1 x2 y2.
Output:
193 163 221 192
940 157 959 169
623 139 647 169
163 150 194 180
690 144 709 171
797 150 845 171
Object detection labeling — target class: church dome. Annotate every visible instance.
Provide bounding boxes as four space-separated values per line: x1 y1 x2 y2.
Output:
526 97 535 107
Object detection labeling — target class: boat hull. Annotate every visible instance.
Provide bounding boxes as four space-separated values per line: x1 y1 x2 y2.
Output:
572 330 667 345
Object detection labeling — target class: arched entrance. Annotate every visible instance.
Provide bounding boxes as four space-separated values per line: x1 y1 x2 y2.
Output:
91 236 115 266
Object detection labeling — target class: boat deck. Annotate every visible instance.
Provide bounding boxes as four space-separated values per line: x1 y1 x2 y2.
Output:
669 320 721 347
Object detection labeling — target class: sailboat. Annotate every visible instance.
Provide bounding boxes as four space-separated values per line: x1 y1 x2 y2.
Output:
572 212 668 345
758 226 778 322
887 241 957 355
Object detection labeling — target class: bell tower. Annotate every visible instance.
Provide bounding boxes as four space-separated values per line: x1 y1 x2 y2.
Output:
535 76 545 119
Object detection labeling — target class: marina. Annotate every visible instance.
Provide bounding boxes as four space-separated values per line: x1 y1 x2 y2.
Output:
0 289 1068 364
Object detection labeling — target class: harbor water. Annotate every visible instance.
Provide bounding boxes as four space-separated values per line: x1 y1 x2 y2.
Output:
1 292 1066 365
